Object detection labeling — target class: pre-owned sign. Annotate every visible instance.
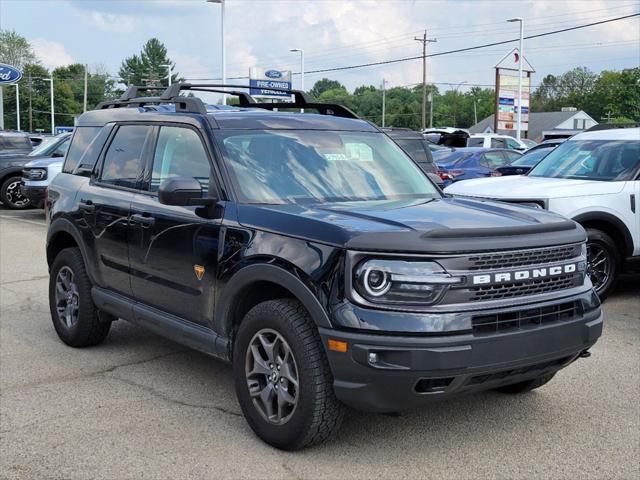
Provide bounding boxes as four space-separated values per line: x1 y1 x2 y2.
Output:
249 68 292 98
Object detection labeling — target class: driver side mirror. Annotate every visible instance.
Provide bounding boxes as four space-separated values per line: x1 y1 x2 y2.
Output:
158 177 215 207
51 151 65 158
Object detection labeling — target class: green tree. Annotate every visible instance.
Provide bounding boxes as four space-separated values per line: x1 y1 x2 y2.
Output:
309 78 346 99
118 38 179 87
53 63 116 110
0 29 37 69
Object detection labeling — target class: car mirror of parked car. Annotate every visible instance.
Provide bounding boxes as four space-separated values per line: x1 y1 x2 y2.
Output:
158 176 215 207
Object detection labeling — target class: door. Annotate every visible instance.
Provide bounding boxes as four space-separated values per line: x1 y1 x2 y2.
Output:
128 125 223 326
77 124 153 297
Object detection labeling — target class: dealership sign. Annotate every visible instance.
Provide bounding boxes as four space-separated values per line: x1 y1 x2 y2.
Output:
0 63 23 84
249 67 292 98
493 49 534 133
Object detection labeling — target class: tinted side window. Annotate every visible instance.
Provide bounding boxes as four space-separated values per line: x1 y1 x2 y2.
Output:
490 138 506 148
482 152 508 168
467 137 484 147
506 138 521 149
63 127 101 173
150 126 211 193
504 151 522 163
53 137 71 157
100 125 152 188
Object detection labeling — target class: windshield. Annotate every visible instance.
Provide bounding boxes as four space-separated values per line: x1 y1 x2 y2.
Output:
433 150 473 165
511 147 554 166
529 139 639 181
217 130 440 204
29 135 69 156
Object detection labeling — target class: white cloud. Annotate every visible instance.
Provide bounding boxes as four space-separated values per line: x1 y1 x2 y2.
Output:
31 38 74 69
76 10 135 33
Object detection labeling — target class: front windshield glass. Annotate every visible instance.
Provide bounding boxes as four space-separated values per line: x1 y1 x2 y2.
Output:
529 139 639 181
512 147 554 166
217 130 440 204
29 136 65 156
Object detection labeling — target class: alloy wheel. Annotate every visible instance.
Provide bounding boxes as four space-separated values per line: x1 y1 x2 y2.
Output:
586 242 611 294
245 328 299 425
55 266 80 328
4 180 30 208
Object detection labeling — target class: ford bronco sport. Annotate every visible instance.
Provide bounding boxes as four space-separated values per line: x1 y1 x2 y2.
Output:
45 84 602 450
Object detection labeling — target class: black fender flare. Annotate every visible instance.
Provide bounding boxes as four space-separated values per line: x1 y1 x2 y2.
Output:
0 167 25 185
213 263 333 337
573 211 634 257
46 217 95 280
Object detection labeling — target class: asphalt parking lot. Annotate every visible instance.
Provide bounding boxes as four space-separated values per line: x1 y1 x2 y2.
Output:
0 209 638 479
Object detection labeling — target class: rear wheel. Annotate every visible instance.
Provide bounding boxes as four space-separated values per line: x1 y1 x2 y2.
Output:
233 299 345 450
49 247 111 347
0 175 31 209
586 228 619 300
494 373 555 394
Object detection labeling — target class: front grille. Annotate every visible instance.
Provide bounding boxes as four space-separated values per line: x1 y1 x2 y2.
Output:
466 355 574 386
470 274 579 301
472 301 580 335
467 245 579 270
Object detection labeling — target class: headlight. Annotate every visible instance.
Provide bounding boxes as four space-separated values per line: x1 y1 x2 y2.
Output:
24 168 47 180
353 259 462 306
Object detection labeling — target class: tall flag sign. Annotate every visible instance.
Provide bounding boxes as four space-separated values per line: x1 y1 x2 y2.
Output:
493 49 534 134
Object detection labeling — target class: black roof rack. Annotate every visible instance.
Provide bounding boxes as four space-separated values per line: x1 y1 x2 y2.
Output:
95 83 360 119
585 123 639 132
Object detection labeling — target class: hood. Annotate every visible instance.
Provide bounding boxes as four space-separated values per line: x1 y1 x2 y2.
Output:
444 175 626 199
237 197 585 254
23 156 64 168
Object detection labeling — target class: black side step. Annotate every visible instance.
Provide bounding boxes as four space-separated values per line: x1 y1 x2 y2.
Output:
92 287 229 361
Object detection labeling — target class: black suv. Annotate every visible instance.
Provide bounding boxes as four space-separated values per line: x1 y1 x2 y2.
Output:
46 84 602 450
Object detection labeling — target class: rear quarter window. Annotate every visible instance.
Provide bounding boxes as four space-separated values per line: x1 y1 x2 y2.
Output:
62 127 102 173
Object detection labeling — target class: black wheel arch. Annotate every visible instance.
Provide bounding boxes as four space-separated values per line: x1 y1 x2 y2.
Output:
0 167 25 186
47 218 93 279
573 211 633 258
214 263 333 348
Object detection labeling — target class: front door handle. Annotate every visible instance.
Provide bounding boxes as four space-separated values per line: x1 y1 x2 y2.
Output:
78 200 95 213
130 213 155 227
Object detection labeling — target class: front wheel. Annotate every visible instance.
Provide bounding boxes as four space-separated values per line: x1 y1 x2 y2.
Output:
233 299 345 450
0 176 31 209
586 228 619 300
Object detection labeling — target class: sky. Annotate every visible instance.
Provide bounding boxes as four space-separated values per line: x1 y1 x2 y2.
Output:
1 0 639 98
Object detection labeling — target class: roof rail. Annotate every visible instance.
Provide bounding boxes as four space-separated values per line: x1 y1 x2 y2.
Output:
162 83 360 119
95 83 361 120
119 85 167 101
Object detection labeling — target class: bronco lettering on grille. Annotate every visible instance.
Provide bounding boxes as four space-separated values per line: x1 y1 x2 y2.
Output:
472 263 577 285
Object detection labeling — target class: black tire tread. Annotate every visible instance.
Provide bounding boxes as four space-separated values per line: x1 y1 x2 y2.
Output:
585 227 620 301
49 247 111 347
236 298 345 450
0 175 31 210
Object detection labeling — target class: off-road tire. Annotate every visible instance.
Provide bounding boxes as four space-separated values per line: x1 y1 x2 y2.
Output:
494 373 555 394
0 175 31 210
233 299 345 450
585 228 620 301
49 247 111 347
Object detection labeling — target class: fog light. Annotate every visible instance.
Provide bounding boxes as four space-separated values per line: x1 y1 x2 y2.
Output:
368 352 378 365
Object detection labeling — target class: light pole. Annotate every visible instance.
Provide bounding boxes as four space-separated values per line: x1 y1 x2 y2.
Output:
207 0 226 104
290 48 304 112
508 17 524 140
15 83 20 131
45 78 54 135
161 63 173 86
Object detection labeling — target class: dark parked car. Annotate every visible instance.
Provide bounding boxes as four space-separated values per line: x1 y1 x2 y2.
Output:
0 133 71 209
496 144 558 176
45 84 601 450
0 131 33 157
383 128 444 187
434 147 522 182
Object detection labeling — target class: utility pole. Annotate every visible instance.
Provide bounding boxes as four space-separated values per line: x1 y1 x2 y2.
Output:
83 64 88 112
28 72 33 133
414 30 436 131
15 83 20 131
381 78 388 128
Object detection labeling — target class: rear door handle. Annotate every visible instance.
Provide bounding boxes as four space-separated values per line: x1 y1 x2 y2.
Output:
130 213 155 227
79 201 95 213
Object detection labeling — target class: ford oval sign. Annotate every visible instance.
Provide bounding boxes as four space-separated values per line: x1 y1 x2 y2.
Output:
0 63 23 85
264 70 283 79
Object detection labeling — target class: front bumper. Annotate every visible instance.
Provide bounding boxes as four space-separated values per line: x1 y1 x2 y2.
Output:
321 291 602 413
20 184 46 206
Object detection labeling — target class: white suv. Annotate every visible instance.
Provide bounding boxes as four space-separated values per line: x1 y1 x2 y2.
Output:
446 127 640 298
468 133 531 151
